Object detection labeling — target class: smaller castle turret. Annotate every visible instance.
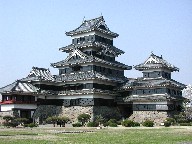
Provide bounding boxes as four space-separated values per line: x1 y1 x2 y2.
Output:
121 53 185 124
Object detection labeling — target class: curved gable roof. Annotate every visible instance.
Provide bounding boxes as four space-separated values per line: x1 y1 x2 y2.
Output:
134 53 179 72
66 16 119 38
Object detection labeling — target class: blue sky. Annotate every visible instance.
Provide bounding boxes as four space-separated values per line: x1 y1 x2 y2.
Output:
0 0 192 87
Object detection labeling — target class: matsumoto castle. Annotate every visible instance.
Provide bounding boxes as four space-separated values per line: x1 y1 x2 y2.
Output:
0 16 186 125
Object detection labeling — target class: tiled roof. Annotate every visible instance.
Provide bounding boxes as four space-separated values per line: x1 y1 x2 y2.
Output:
66 16 119 38
134 53 179 72
0 79 38 94
54 71 127 83
59 41 124 56
28 67 54 81
51 49 131 69
121 77 186 89
123 94 184 102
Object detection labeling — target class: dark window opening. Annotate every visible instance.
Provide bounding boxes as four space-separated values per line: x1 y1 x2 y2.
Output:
72 65 81 72
99 25 107 30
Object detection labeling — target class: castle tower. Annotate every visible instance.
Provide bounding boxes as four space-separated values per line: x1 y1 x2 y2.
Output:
121 53 186 125
50 16 132 121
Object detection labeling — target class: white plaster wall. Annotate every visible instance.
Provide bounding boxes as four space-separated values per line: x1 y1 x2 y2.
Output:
56 94 114 100
133 101 172 105
1 105 14 111
1 104 37 111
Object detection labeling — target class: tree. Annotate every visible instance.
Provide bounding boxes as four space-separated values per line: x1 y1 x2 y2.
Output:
77 113 91 126
57 116 70 127
183 84 192 107
94 114 105 124
3 115 13 122
14 118 29 126
46 116 58 127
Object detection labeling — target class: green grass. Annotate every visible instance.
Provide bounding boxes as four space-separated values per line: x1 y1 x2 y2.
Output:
0 127 192 144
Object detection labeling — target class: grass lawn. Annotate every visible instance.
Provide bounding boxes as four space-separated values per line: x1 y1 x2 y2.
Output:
0 126 192 144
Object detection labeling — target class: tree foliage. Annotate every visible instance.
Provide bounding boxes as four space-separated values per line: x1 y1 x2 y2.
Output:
57 116 70 127
15 118 29 124
46 116 58 127
77 113 91 126
46 116 70 127
183 84 192 107
142 120 154 127
3 115 13 122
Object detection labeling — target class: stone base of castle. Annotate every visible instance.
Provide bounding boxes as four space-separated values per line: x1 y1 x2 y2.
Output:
59 106 122 123
33 105 122 124
128 110 179 125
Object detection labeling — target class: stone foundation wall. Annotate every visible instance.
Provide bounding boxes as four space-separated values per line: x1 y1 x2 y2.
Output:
58 106 122 123
59 106 94 123
128 110 178 125
93 106 122 120
33 105 122 124
33 105 62 124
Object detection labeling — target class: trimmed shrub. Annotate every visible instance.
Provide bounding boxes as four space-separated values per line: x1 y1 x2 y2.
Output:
142 120 154 127
133 122 140 127
25 123 38 128
72 122 82 127
177 119 189 124
3 115 13 122
108 119 117 124
103 122 109 127
77 114 91 126
3 121 18 128
108 122 117 127
87 122 99 127
122 120 134 127
166 118 175 123
179 123 191 126
122 120 140 127
94 115 105 124
164 121 171 127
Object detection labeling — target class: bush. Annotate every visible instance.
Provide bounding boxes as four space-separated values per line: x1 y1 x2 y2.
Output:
108 122 117 127
103 122 109 127
166 118 175 123
108 119 117 124
25 123 38 128
122 120 134 127
142 120 154 127
3 122 11 127
133 122 140 127
164 121 171 127
122 120 140 127
94 115 105 124
3 121 18 127
72 122 82 127
14 118 29 126
179 123 191 126
177 119 189 124
87 122 99 127
77 114 91 126
3 115 13 122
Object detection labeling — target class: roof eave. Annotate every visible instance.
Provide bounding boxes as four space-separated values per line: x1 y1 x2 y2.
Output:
65 28 119 38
